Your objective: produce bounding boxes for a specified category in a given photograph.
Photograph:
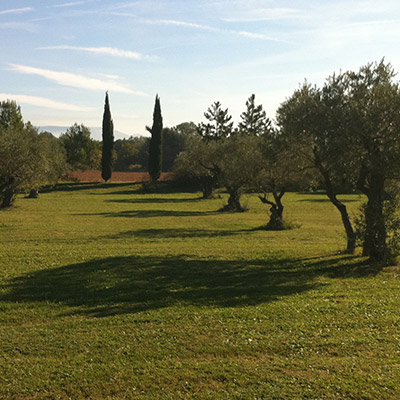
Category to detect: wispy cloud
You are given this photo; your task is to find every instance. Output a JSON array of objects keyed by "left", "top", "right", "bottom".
[
  {"left": 222, "top": 8, "right": 305, "bottom": 22},
  {"left": 106, "top": 11, "right": 137, "bottom": 18},
  {"left": 0, "top": 7, "right": 33, "bottom": 16},
  {"left": 150, "top": 19, "right": 290, "bottom": 43},
  {"left": 9, "top": 64, "right": 144, "bottom": 95},
  {"left": 237, "top": 31, "right": 275, "bottom": 40},
  {"left": 156, "top": 19, "right": 219, "bottom": 32},
  {"left": 47, "top": 1, "right": 93, "bottom": 8},
  {"left": 0, "top": 93, "right": 94, "bottom": 111},
  {"left": 39, "top": 45, "right": 157, "bottom": 61}
]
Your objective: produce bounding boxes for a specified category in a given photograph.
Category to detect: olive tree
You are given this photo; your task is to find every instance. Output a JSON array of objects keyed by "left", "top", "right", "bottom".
[
  {"left": 173, "top": 135, "right": 221, "bottom": 198},
  {"left": 218, "top": 135, "right": 261, "bottom": 212},
  {"left": 0, "top": 101, "right": 67, "bottom": 208},
  {"left": 277, "top": 79, "right": 358, "bottom": 252},
  {"left": 176, "top": 101, "right": 234, "bottom": 198},
  {"left": 277, "top": 60, "right": 400, "bottom": 263},
  {"left": 253, "top": 130, "right": 307, "bottom": 230},
  {"left": 348, "top": 61, "right": 400, "bottom": 263}
]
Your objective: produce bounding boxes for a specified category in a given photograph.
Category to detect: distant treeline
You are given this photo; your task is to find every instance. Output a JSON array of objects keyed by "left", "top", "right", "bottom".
[{"left": 41, "top": 121, "right": 198, "bottom": 173}]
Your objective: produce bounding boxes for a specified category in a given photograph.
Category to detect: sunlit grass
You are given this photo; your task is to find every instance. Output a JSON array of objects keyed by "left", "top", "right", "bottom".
[{"left": 0, "top": 183, "right": 399, "bottom": 399}]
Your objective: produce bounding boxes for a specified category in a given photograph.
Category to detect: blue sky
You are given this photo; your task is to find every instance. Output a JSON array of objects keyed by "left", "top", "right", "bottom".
[{"left": 1, "top": 0, "right": 400, "bottom": 136}]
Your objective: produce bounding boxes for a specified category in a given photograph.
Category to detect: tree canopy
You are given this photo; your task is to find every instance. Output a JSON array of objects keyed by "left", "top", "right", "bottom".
[
  {"left": 277, "top": 60, "right": 400, "bottom": 263},
  {"left": 0, "top": 100, "right": 67, "bottom": 208},
  {"left": 237, "top": 94, "right": 272, "bottom": 137},
  {"left": 60, "top": 123, "right": 100, "bottom": 171},
  {"left": 197, "top": 101, "right": 233, "bottom": 142}
]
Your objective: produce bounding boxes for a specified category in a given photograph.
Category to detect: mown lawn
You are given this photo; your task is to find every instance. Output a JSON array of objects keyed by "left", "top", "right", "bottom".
[{"left": 0, "top": 182, "right": 399, "bottom": 399}]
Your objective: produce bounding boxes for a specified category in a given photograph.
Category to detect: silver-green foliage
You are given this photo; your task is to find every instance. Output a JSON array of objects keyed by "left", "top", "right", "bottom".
[{"left": 0, "top": 101, "right": 67, "bottom": 208}]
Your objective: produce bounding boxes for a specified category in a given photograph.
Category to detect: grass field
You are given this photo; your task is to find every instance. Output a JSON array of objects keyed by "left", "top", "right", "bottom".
[{"left": 0, "top": 182, "right": 399, "bottom": 399}]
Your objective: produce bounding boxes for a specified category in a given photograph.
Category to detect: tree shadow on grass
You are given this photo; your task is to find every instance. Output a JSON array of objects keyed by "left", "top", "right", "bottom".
[
  {"left": 302, "top": 256, "right": 381, "bottom": 278},
  {"left": 297, "top": 198, "right": 358, "bottom": 203},
  {"left": 75, "top": 209, "right": 216, "bottom": 218},
  {"left": 104, "top": 228, "right": 242, "bottom": 240},
  {"left": 42, "top": 182, "right": 136, "bottom": 193},
  {"left": 101, "top": 181, "right": 198, "bottom": 196},
  {"left": 1, "top": 254, "right": 373, "bottom": 318},
  {"left": 105, "top": 197, "right": 203, "bottom": 204}
]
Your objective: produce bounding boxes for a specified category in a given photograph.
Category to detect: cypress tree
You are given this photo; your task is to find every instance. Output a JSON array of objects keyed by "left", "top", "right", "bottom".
[
  {"left": 147, "top": 95, "right": 163, "bottom": 182},
  {"left": 101, "top": 92, "right": 114, "bottom": 182}
]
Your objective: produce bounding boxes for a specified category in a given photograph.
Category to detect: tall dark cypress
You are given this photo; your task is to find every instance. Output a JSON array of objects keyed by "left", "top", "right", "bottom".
[
  {"left": 147, "top": 95, "right": 163, "bottom": 182},
  {"left": 101, "top": 92, "right": 114, "bottom": 182}
]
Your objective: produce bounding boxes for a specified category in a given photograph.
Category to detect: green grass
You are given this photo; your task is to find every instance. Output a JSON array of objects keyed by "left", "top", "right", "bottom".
[{"left": 0, "top": 183, "right": 399, "bottom": 399}]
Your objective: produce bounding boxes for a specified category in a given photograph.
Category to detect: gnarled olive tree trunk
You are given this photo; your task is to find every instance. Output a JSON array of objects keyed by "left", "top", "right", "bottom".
[
  {"left": 221, "top": 186, "right": 244, "bottom": 212},
  {"left": 259, "top": 190, "right": 285, "bottom": 230},
  {"left": 361, "top": 171, "right": 387, "bottom": 262},
  {"left": 315, "top": 153, "right": 356, "bottom": 254},
  {"left": 0, "top": 177, "right": 17, "bottom": 208}
]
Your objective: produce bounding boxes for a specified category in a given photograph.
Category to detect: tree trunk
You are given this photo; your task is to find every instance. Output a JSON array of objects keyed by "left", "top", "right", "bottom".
[
  {"left": 266, "top": 204, "right": 284, "bottom": 230},
  {"left": 274, "top": 191, "right": 284, "bottom": 221},
  {"left": 221, "top": 187, "right": 244, "bottom": 212},
  {"left": 1, "top": 177, "right": 17, "bottom": 208},
  {"left": 228, "top": 188, "right": 243, "bottom": 211},
  {"left": 198, "top": 163, "right": 220, "bottom": 199},
  {"left": 362, "top": 171, "right": 387, "bottom": 262},
  {"left": 28, "top": 188, "right": 39, "bottom": 198},
  {"left": 316, "top": 157, "right": 356, "bottom": 254},
  {"left": 329, "top": 195, "right": 356, "bottom": 254},
  {"left": 200, "top": 178, "right": 214, "bottom": 199},
  {"left": 259, "top": 190, "right": 286, "bottom": 230},
  {"left": 1, "top": 187, "right": 16, "bottom": 208}
]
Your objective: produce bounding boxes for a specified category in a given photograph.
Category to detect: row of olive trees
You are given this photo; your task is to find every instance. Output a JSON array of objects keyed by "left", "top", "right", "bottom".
[
  {"left": 174, "top": 60, "right": 400, "bottom": 265},
  {"left": 278, "top": 60, "right": 400, "bottom": 264},
  {"left": 174, "top": 95, "right": 303, "bottom": 226},
  {"left": 0, "top": 101, "right": 67, "bottom": 208}
]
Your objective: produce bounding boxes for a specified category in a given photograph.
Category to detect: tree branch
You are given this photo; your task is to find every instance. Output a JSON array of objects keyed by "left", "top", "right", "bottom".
[{"left": 258, "top": 194, "right": 276, "bottom": 207}]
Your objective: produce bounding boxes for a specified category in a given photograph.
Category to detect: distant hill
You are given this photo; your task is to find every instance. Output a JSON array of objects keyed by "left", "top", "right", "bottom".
[{"left": 38, "top": 126, "right": 142, "bottom": 141}]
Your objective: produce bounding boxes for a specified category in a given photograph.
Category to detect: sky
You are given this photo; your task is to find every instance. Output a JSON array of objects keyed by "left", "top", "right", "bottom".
[{"left": 1, "top": 0, "right": 400, "bottom": 137}]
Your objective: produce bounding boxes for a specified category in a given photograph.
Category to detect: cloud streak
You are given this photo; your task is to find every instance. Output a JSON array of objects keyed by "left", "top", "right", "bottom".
[
  {"left": 9, "top": 64, "right": 144, "bottom": 95},
  {"left": 156, "top": 19, "right": 219, "bottom": 32},
  {"left": 47, "top": 1, "right": 94, "bottom": 8},
  {"left": 0, "top": 7, "right": 33, "bottom": 16},
  {"left": 39, "top": 45, "right": 157, "bottom": 61},
  {"left": 222, "top": 7, "right": 305, "bottom": 22},
  {"left": 0, "top": 93, "right": 94, "bottom": 111},
  {"left": 152, "top": 19, "right": 290, "bottom": 43}
]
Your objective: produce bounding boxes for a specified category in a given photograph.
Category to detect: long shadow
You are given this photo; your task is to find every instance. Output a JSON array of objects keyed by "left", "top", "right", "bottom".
[
  {"left": 42, "top": 182, "right": 136, "bottom": 193},
  {"left": 104, "top": 226, "right": 287, "bottom": 240},
  {"left": 75, "top": 209, "right": 215, "bottom": 218},
  {"left": 0, "top": 254, "right": 372, "bottom": 317},
  {"left": 105, "top": 197, "right": 202, "bottom": 204},
  {"left": 302, "top": 256, "right": 380, "bottom": 278},
  {"left": 105, "top": 228, "right": 242, "bottom": 240},
  {"left": 297, "top": 198, "right": 358, "bottom": 203},
  {"left": 101, "top": 182, "right": 198, "bottom": 196}
]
